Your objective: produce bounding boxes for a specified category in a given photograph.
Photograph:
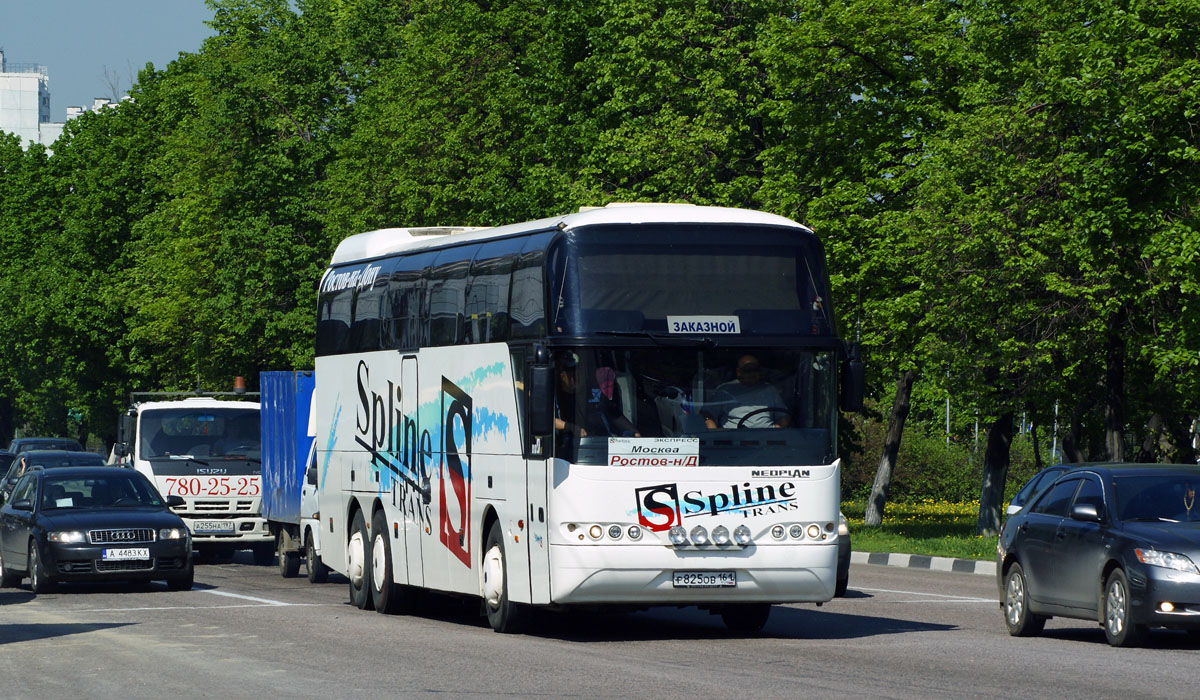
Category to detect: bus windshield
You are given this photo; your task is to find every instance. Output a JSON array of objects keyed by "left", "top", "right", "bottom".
[
  {"left": 139, "top": 407, "right": 261, "bottom": 461},
  {"left": 553, "top": 346, "right": 837, "bottom": 466}
]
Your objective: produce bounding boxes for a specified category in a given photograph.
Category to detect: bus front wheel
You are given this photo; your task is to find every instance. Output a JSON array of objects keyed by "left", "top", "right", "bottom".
[
  {"left": 720, "top": 603, "right": 771, "bottom": 633},
  {"left": 482, "top": 522, "right": 527, "bottom": 633}
]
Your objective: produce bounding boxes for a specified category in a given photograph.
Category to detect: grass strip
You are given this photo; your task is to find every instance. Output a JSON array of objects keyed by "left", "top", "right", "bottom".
[{"left": 842, "top": 500, "right": 999, "bottom": 561}]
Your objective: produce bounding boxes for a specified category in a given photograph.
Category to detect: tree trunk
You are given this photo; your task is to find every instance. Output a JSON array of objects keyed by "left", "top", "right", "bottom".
[
  {"left": 1062, "top": 402, "right": 1087, "bottom": 463},
  {"left": 864, "top": 369, "right": 915, "bottom": 527},
  {"left": 1136, "top": 413, "right": 1165, "bottom": 463},
  {"left": 1031, "top": 418, "right": 1043, "bottom": 471},
  {"left": 1104, "top": 323, "right": 1125, "bottom": 461},
  {"left": 976, "top": 412, "right": 1014, "bottom": 536}
]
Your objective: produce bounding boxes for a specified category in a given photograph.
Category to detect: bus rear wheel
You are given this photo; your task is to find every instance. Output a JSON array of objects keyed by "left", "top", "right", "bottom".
[
  {"left": 347, "top": 510, "right": 374, "bottom": 610},
  {"left": 482, "top": 522, "right": 527, "bottom": 633},
  {"left": 720, "top": 603, "right": 771, "bottom": 633},
  {"left": 371, "top": 510, "right": 412, "bottom": 614}
]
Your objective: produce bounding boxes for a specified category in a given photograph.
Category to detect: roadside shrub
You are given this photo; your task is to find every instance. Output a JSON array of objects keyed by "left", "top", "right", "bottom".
[{"left": 841, "top": 403, "right": 1049, "bottom": 504}]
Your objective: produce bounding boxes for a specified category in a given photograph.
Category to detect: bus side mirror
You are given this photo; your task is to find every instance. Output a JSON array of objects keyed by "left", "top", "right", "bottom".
[
  {"left": 840, "top": 349, "right": 864, "bottom": 413},
  {"left": 529, "top": 365, "right": 555, "bottom": 437}
]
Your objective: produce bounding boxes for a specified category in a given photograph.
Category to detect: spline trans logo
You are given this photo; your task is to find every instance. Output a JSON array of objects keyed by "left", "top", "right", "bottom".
[{"left": 634, "top": 480, "right": 799, "bottom": 532}]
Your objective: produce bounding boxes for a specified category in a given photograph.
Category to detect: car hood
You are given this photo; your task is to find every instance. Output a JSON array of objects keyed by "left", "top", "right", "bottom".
[
  {"left": 40, "top": 508, "right": 186, "bottom": 531},
  {"left": 1122, "top": 521, "right": 1200, "bottom": 553}
]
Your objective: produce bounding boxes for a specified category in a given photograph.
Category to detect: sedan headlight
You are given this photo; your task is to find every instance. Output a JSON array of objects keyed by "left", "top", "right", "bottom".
[
  {"left": 1135, "top": 548, "right": 1200, "bottom": 574},
  {"left": 48, "top": 531, "right": 86, "bottom": 543},
  {"left": 160, "top": 528, "right": 188, "bottom": 541}
]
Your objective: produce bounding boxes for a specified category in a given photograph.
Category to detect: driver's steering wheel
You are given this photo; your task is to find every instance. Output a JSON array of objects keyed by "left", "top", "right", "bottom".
[{"left": 735, "top": 407, "right": 790, "bottom": 429}]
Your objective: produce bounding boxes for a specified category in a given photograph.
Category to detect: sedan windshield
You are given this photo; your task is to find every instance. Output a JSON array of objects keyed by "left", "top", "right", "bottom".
[
  {"left": 553, "top": 346, "right": 837, "bottom": 466},
  {"left": 1114, "top": 474, "right": 1200, "bottom": 522},
  {"left": 41, "top": 475, "right": 164, "bottom": 510}
]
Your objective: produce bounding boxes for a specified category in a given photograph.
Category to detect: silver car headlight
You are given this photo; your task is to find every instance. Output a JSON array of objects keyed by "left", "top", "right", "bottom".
[
  {"left": 48, "top": 530, "right": 86, "bottom": 543},
  {"left": 1135, "top": 548, "right": 1200, "bottom": 574}
]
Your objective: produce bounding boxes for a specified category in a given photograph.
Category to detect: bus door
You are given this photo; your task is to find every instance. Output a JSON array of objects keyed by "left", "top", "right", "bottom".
[
  {"left": 526, "top": 453, "right": 551, "bottom": 604},
  {"left": 401, "top": 355, "right": 424, "bottom": 587}
]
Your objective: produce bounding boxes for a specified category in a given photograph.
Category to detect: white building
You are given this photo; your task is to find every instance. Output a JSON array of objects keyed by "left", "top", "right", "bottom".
[{"left": 0, "top": 48, "right": 65, "bottom": 148}]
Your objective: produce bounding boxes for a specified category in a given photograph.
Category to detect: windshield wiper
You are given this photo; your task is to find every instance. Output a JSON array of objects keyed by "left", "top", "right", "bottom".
[{"left": 593, "top": 330, "right": 717, "bottom": 347}]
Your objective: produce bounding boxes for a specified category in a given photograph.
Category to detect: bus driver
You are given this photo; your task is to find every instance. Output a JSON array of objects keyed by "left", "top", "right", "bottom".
[{"left": 703, "top": 354, "right": 791, "bottom": 429}]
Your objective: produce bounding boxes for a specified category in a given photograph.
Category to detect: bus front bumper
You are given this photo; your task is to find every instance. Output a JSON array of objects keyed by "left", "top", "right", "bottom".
[{"left": 548, "top": 542, "right": 837, "bottom": 605}]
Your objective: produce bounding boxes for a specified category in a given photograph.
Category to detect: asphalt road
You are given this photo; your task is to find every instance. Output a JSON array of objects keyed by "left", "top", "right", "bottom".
[{"left": 2, "top": 557, "right": 1198, "bottom": 699}]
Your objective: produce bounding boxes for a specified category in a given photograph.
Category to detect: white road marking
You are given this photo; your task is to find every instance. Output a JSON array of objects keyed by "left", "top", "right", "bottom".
[
  {"left": 855, "top": 586, "right": 996, "bottom": 603},
  {"left": 199, "top": 590, "right": 294, "bottom": 605},
  {"left": 61, "top": 603, "right": 331, "bottom": 613}
]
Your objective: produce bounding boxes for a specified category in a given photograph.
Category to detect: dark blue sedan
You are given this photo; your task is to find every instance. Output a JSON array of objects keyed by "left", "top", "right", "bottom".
[
  {"left": 998, "top": 464, "right": 1200, "bottom": 646},
  {"left": 0, "top": 466, "right": 193, "bottom": 593}
]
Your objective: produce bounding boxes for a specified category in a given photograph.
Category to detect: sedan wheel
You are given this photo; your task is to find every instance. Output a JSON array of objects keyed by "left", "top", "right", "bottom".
[
  {"left": 1003, "top": 563, "right": 1045, "bottom": 637},
  {"left": 1103, "top": 569, "right": 1146, "bottom": 647},
  {"left": 28, "top": 541, "right": 55, "bottom": 594}
]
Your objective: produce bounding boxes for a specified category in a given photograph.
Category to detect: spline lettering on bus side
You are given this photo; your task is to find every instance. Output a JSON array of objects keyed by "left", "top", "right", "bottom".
[{"left": 634, "top": 481, "right": 798, "bottom": 531}]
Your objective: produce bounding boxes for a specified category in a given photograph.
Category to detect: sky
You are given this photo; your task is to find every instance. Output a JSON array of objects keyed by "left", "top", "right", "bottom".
[{"left": 1, "top": 0, "right": 214, "bottom": 120}]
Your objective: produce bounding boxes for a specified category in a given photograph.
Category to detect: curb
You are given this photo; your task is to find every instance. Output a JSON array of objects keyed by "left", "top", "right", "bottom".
[{"left": 851, "top": 551, "right": 997, "bottom": 577}]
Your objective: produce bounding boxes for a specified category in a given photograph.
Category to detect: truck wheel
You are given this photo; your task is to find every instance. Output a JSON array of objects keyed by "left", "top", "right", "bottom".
[
  {"left": 370, "top": 510, "right": 412, "bottom": 614},
  {"left": 482, "top": 522, "right": 527, "bottom": 633},
  {"left": 347, "top": 510, "right": 374, "bottom": 610},
  {"left": 305, "top": 535, "right": 328, "bottom": 584},
  {"left": 277, "top": 532, "right": 300, "bottom": 578},
  {"left": 252, "top": 543, "right": 275, "bottom": 566}
]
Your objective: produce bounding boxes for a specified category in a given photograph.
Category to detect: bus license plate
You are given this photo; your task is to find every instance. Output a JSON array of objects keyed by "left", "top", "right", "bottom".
[
  {"left": 103, "top": 548, "right": 149, "bottom": 561},
  {"left": 192, "top": 520, "right": 235, "bottom": 534},
  {"left": 673, "top": 571, "right": 736, "bottom": 588}
]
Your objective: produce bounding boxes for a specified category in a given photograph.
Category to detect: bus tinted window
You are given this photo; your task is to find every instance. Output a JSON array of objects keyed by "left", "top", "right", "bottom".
[
  {"left": 316, "top": 283, "right": 352, "bottom": 355},
  {"left": 386, "top": 252, "right": 433, "bottom": 350},
  {"left": 556, "top": 224, "right": 832, "bottom": 338},
  {"left": 511, "top": 238, "right": 547, "bottom": 340},
  {"left": 465, "top": 240, "right": 518, "bottom": 344},
  {"left": 350, "top": 258, "right": 394, "bottom": 352},
  {"left": 429, "top": 250, "right": 471, "bottom": 346}
]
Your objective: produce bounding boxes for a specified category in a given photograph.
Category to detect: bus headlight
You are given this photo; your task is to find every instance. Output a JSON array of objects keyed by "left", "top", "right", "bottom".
[
  {"left": 588, "top": 525, "right": 603, "bottom": 540},
  {"left": 607, "top": 525, "right": 623, "bottom": 540},
  {"left": 807, "top": 524, "right": 822, "bottom": 539},
  {"left": 733, "top": 525, "right": 752, "bottom": 545},
  {"left": 689, "top": 525, "right": 710, "bottom": 546},
  {"left": 627, "top": 525, "right": 643, "bottom": 540},
  {"left": 789, "top": 524, "right": 804, "bottom": 539},
  {"left": 668, "top": 526, "right": 688, "bottom": 546},
  {"left": 771, "top": 525, "right": 786, "bottom": 540},
  {"left": 711, "top": 525, "right": 731, "bottom": 546}
]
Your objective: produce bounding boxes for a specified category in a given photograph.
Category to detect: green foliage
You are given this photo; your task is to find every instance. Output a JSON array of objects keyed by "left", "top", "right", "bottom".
[{"left": 0, "top": 0, "right": 1197, "bottom": 476}]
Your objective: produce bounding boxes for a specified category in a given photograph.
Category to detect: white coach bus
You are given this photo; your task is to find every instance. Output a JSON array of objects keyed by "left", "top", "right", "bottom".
[{"left": 314, "top": 203, "right": 863, "bottom": 632}]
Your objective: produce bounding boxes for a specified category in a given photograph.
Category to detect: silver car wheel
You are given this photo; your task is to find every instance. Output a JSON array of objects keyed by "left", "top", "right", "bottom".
[
  {"left": 1005, "top": 571, "right": 1025, "bottom": 627},
  {"left": 1106, "top": 577, "right": 1127, "bottom": 638}
]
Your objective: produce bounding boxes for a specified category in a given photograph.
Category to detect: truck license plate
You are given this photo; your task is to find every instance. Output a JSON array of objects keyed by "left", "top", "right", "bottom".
[
  {"left": 673, "top": 571, "right": 736, "bottom": 588},
  {"left": 192, "top": 520, "right": 235, "bottom": 534}
]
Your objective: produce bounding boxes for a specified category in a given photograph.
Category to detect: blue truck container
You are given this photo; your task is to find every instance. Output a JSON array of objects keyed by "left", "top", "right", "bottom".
[
  {"left": 261, "top": 371, "right": 315, "bottom": 523},
  {"left": 260, "top": 370, "right": 325, "bottom": 580}
]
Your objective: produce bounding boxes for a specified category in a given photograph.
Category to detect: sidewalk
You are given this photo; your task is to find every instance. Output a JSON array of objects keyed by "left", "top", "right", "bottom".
[{"left": 851, "top": 550, "right": 997, "bottom": 577}]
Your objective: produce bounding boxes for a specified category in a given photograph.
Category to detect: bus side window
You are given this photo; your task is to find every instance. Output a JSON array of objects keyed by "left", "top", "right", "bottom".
[
  {"left": 429, "top": 250, "right": 470, "bottom": 346},
  {"left": 386, "top": 253, "right": 432, "bottom": 350},
  {"left": 510, "top": 237, "right": 548, "bottom": 340},
  {"left": 316, "top": 283, "right": 352, "bottom": 356},
  {"left": 465, "top": 240, "right": 516, "bottom": 344}
]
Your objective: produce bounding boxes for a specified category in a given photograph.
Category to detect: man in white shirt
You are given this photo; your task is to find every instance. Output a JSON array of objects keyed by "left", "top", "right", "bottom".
[{"left": 704, "top": 355, "right": 791, "bottom": 429}]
